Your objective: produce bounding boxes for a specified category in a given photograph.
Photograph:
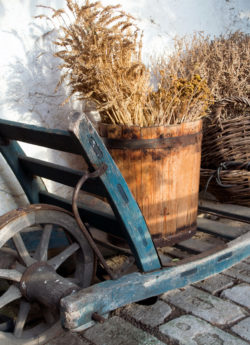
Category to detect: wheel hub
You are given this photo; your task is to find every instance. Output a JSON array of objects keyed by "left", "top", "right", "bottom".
[{"left": 19, "top": 261, "right": 80, "bottom": 310}]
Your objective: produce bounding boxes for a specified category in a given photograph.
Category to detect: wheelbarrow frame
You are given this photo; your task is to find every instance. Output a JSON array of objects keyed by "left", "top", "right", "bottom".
[{"left": 0, "top": 112, "right": 250, "bottom": 332}]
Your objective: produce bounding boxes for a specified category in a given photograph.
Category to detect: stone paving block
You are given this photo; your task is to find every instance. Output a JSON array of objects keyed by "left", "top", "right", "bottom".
[
  {"left": 123, "top": 300, "right": 172, "bottom": 327},
  {"left": 223, "top": 262, "right": 250, "bottom": 283},
  {"left": 231, "top": 317, "right": 250, "bottom": 342},
  {"left": 244, "top": 256, "right": 250, "bottom": 264},
  {"left": 84, "top": 316, "right": 165, "bottom": 345},
  {"left": 194, "top": 274, "right": 235, "bottom": 294},
  {"left": 159, "top": 315, "right": 249, "bottom": 345},
  {"left": 221, "top": 284, "right": 250, "bottom": 309},
  {"left": 161, "top": 286, "right": 246, "bottom": 325},
  {"left": 45, "top": 331, "right": 90, "bottom": 345}
]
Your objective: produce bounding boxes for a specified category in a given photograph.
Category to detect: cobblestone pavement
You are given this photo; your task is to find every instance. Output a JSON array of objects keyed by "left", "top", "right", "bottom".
[{"left": 46, "top": 256, "right": 250, "bottom": 345}]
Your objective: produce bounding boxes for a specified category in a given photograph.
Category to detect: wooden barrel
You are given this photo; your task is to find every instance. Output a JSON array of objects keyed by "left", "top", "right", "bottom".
[{"left": 99, "top": 120, "right": 202, "bottom": 246}]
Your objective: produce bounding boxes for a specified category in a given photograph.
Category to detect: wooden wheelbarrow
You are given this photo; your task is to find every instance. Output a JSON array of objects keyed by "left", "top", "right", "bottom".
[{"left": 0, "top": 113, "right": 249, "bottom": 344}]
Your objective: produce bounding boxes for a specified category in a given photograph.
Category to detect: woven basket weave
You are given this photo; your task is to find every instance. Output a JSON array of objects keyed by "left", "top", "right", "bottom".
[{"left": 200, "top": 96, "right": 250, "bottom": 206}]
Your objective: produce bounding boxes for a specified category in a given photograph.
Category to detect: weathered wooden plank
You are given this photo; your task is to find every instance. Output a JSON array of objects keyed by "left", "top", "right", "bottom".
[
  {"left": 69, "top": 113, "right": 161, "bottom": 272},
  {"left": 61, "top": 231, "right": 250, "bottom": 331},
  {"left": 176, "top": 237, "right": 217, "bottom": 253},
  {"left": 0, "top": 118, "right": 81, "bottom": 154},
  {"left": 197, "top": 217, "right": 249, "bottom": 240},
  {"left": 199, "top": 199, "right": 250, "bottom": 224},
  {"left": 39, "top": 191, "right": 123, "bottom": 238},
  {"left": 19, "top": 156, "right": 107, "bottom": 197},
  {"left": 160, "top": 246, "right": 190, "bottom": 259},
  {"left": 0, "top": 141, "right": 46, "bottom": 203}
]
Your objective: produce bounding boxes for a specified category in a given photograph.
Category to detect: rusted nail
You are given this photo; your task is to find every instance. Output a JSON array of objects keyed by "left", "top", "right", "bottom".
[{"left": 92, "top": 312, "right": 105, "bottom": 324}]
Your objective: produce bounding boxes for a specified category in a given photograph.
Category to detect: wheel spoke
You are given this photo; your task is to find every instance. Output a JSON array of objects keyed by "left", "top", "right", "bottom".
[
  {"left": 13, "top": 233, "right": 36, "bottom": 267},
  {"left": 21, "top": 323, "right": 48, "bottom": 338},
  {"left": 33, "top": 224, "right": 52, "bottom": 261},
  {"left": 14, "top": 300, "right": 31, "bottom": 338},
  {"left": 48, "top": 243, "right": 80, "bottom": 270},
  {"left": 0, "top": 248, "right": 18, "bottom": 269},
  {"left": 0, "top": 269, "right": 22, "bottom": 282},
  {"left": 0, "top": 248, "right": 26, "bottom": 273},
  {"left": 13, "top": 262, "right": 26, "bottom": 274},
  {"left": 0, "top": 285, "right": 21, "bottom": 308}
]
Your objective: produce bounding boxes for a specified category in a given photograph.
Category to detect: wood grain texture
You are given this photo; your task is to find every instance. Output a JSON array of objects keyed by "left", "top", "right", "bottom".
[
  {"left": 99, "top": 120, "right": 202, "bottom": 241},
  {"left": 197, "top": 217, "right": 249, "bottom": 240}
]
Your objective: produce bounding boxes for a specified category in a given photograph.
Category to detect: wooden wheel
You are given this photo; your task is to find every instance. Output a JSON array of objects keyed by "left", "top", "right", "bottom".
[{"left": 0, "top": 204, "right": 95, "bottom": 345}]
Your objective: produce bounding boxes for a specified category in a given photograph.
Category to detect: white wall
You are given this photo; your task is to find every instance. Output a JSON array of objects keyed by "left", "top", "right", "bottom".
[{"left": 0, "top": 0, "right": 249, "bottom": 215}]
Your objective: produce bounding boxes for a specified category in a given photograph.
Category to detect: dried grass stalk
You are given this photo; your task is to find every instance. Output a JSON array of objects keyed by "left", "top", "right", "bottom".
[
  {"left": 147, "top": 72, "right": 213, "bottom": 126},
  {"left": 164, "top": 32, "right": 250, "bottom": 120}
]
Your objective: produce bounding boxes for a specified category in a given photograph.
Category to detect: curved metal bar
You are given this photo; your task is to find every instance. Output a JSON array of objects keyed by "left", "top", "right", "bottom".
[{"left": 72, "top": 165, "right": 117, "bottom": 280}]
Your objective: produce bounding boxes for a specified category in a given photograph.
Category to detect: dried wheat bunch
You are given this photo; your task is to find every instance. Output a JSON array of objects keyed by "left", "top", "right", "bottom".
[{"left": 37, "top": 0, "right": 152, "bottom": 126}]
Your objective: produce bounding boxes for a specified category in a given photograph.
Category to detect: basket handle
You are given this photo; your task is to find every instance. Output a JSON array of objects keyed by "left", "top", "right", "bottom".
[{"left": 204, "top": 160, "right": 250, "bottom": 194}]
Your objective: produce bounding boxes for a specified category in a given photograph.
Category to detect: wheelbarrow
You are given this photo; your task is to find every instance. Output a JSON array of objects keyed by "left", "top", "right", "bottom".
[{"left": 0, "top": 112, "right": 249, "bottom": 344}]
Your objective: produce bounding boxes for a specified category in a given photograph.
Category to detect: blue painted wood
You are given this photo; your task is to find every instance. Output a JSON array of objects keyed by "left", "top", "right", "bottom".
[
  {"left": 19, "top": 156, "right": 107, "bottom": 198},
  {"left": 69, "top": 113, "right": 161, "bottom": 272},
  {"left": 0, "top": 118, "right": 81, "bottom": 154},
  {"left": 61, "top": 231, "right": 250, "bottom": 330},
  {"left": 0, "top": 141, "right": 46, "bottom": 203}
]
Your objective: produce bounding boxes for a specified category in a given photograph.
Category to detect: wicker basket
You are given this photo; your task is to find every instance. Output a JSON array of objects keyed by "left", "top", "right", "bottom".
[{"left": 200, "top": 96, "right": 250, "bottom": 206}]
